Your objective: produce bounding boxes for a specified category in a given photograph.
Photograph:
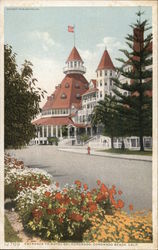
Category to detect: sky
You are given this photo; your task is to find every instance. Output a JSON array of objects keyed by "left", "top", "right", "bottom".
[{"left": 4, "top": 6, "right": 152, "bottom": 106}]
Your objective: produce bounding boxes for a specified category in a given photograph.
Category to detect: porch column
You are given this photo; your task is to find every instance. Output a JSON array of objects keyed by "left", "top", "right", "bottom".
[
  {"left": 85, "top": 127, "right": 87, "bottom": 135},
  {"left": 38, "top": 129, "right": 40, "bottom": 144},
  {"left": 42, "top": 126, "right": 44, "bottom": 138},
  {"left": 42, "top": 125, "right": 45, "bottom": 144},
  {"left": 56, "top": 125, "right": 58, "bottom": 138},
  {"left": 60, "top": 126, "right": 63, "bottom": 138},
  {"left": 51, "top": 125, "right": 54, "bottom": 137},
  {"left": 46, "top": 126, "right": 49, "bottom": 137},
  {"left": 90, "top": 127, "right": 93, "bottom": 137},
  {"left": 68, "top": 127, "right": 70, "bottom": 138},
  {"left": 74, "top": 127, "right": 77, "bottom": 138}
]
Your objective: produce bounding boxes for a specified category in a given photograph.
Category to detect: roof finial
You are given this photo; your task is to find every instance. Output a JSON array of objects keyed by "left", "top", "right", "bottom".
[{"left": 105, "top": 45, "right": 107, "bottom": 51}]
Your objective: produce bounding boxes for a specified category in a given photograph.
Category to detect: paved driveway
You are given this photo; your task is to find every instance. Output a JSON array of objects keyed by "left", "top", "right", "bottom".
[{"left": 7, "top": 145, "right": 152, "bottom": 212}]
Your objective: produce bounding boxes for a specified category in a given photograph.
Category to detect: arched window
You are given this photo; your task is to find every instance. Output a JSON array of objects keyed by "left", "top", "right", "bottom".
[
  {"left": 65, "top": 82, "right": 69, "bottom": 88},
  {"left": 76, "top": 93, "right": 81, "bottom": 99},
  {"left": 61, "top": 93, "right": 67, "bottom": 99},
  {"left": 75, "top": 82, "right": 80, "bottom": 89}
]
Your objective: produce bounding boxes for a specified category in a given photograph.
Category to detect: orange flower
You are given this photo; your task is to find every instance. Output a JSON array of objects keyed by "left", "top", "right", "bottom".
[
  {"left": 55, "top": 192, "right": 62, "bottom": 200},
  {"left": 45, "top": 191, "right": 51, "bottom": 197},
  {"left": 97, "top": 180, "right": 101, "bottom": 186},
  {"left": 129, "top": 204, "right": 134, "bottom": 211},
  {"left": 86, "top": 191, "right": 92, "bottom": 200},
  {"left": 118, "top": 190, "right": 122, "bottom": 195},
  {"left": 83, "top": 184, "right": 88, "bottom": 191}
]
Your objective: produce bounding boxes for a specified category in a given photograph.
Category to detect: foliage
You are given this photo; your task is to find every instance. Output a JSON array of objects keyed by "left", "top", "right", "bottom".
[
  {"left": 5, "top": 154, "right": 52, "bottom": 200},
  {"left": 5, "top": 215, "right": 22, "bottom": 242},
  {"left": 47, "top": 137, "right": 59, "bottom": 145},
  {"left": 5, "top": 45, "right": 47, "bottom": 149},
  {"left": 80, "top": 134, "right": 90, "bottom": 143},
  {"left": 4, "top": 154, "right": 152, "bottom": 243},
  {"left": 83, "top": 210, "right": 152, "bottom": 243},
  {"left": 92, "top": 95, "right": 126, "bottom": 148},
  {"left": 111, "top": 11, "right": 152, "bottom": 151}
]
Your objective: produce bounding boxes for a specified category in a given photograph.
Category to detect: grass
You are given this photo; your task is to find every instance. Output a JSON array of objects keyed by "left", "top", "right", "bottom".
[
  {"left": 99, "top": 148, "right": 152, "bottom": 156},
  {"left": 5, "top": 215, "right": 21, "bottom": 242}
]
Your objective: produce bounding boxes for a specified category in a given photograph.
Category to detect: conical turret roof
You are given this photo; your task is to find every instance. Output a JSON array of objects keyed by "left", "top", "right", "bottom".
[
  {"left": 96, "top": 49, "right": 115, "bottom": 71},
  {"left": 66, "top": 46, "right": 83, "bottom": 63}
]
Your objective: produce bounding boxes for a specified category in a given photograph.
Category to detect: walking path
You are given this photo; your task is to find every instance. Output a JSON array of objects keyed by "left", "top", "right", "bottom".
[{"left": 58, "top": 146, "right": 152, "bottom": 162}]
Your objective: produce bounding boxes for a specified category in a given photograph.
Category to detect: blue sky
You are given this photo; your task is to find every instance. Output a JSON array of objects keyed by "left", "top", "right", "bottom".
[{"left": 4, "top": 6, "right": 152, "bottom": 106}]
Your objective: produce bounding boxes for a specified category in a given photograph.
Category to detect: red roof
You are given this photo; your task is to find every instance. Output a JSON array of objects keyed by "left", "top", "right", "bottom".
[
  {"left": 91, "top": 79, "right": 97, "bottom": 88},
  {"left": 42, "top": 74, "right": 88, "bottom": 110},
  {"left": 66, "top": 47, "right": 83, "bottom": 63},
  {"left": 32, "top": 117, "right": 74, "bottom": 126},
  {"left": 82, "top": 88, "right": 98, "bottom": 96},
  {"left": 96, "top": 49, "right": 115, "bottom": 71}
]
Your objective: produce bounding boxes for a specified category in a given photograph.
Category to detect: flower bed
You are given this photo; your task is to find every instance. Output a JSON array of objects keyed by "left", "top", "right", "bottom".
[{"left": 4, "top": 154, "right": 152, "bottom": 243}]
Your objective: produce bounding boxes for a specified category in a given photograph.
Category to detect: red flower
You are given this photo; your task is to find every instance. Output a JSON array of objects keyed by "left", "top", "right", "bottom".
[
  {"left": 118, "top": 190, "right": 122, "bottom": 195},
  {"left": 55, "top": 192, "right": 62, "bottom": 200},
  {"left": 69, "top": 213, "right": 83, "bottom": 222},
  {"left": 96, "top": 192, "right": 104, "bottom": 202},
  {"left": 74, "top": 180, "right": 81, "bottom": 188},
  {"left": 54, "top": 208, "right": 66, "bottom": 214},
  {"left": 40, "top": 202, "right": 48, "bottom": 208},
  {"left": 56, "top": 182, "right": 59, "bottom": 187},
  {"left": 32, "top": 209, "right": 43, "bottom": 219},
  {"left": 59, "top": 217, "right": 63, "bottom": 224},
  {"left": 97, "top": 180, "right": 101, "bottom": 186},
  {"left": 71, "top": 198, "right": 78, "bottom": 205},
  {"left": 46, "top": 209, "right": 53, "bottom": 215},
  {"left": 45, "top": 191, "right": 51, "bottom": 197},
  {"left": 100, "top": 184, "right": 108, "bottom": 194},
  {"left": 115, "top": 199, "right": 124, "bottom": 209},
  {"left": 83, "top": 184, "right": 88, "bottom": 191},
  {"left": 81, "top": 193, "right": 85, "bottom": 200},
  {"left": 88, "top": 202, "right": 97, "bottom": 213},
  {"left": 129, "top": 204, "right": 134, "bottom": 211},
  {"left": 86, "top": 192, "right": 92, "bottom": 201}
]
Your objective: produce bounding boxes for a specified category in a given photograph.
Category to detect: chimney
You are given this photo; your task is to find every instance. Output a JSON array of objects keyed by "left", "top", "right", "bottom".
[{"left": 133, "top": 27, "right": 144, "bottom": 52}]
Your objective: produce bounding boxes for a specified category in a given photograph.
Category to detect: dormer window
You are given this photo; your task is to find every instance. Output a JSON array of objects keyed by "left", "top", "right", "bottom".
[
  {"left": 71, "top": 62, "right": 73, "bottom": 67},
  {"left": 65, "top": 82, "right": 69, "bottom": 88},
  {"left": 74, "top": 61, "right": 77, "bottom": 68},
  {"left": 100, "top": 70, "right": 102, "bottom": 77},
  {"left": 76, "top": 93, "right": 81, "bottom": 99},
  {"left": 61, "top": 93, "right": 67, "bottom": 99},
  {"left": 75, "top": 82, "right": 80, "bottom": 89}
]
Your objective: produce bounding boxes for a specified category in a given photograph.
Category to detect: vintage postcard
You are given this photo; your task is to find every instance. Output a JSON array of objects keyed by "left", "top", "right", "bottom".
[{"left": 0, "top": 0, "right": 157, "bottom": 249}]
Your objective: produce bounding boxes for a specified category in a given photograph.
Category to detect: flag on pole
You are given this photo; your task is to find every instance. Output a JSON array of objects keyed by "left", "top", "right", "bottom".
[{"left": 68, "top": 25, "right": 74, "bottom": 33}]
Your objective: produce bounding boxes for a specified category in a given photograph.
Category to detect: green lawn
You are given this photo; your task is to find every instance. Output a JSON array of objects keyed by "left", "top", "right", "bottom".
[
  {"left": 99, "top": 148, "right": 152, "bottom": 156},
  {"left": 5, "top": 215, "right": 21, "bottom": 242}
]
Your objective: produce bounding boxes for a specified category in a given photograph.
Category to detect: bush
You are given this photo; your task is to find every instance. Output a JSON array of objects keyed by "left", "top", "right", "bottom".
[
  {"left": 83, "top": 210, "right": 152, "bottom": 243},
  {"left": 16, "top": 180, "right": 125, "bottom": 241},
  {"left": 48, "top": 137, "right": 59, "bottom": 145}
]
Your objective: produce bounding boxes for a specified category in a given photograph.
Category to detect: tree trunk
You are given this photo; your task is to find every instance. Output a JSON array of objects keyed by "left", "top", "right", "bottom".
[
  {"left": 140, "top": 135, "right": 144, "bottom": 151},
  {"left": 111, "top": 136, "right": 114, "bottom": 149}
]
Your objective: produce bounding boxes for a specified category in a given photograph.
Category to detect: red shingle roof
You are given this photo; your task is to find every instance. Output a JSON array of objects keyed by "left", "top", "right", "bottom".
[
  {"left": 42, "top": 74, "right": 88, "bottom": 110},
  {"left": 96, "top": 49, "right": 115, "bottom": 71},
  {"left": 66, "top": 47, "right": 83, "bottom": 63},
  {"left": 82, "top": 88, "right": 98, "bottom": 96},
  {"left": 32, "top": 117, "right": 74, "bottom": 126}
]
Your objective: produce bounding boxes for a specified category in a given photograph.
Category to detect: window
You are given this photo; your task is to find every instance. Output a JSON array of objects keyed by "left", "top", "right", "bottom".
[
  {"left": 74, "top": 61, "right": 77, "bottom": 68},
  {"left": 65, "top": 82, "right": 69, "bottom": 88},
  {"left": 110, "top": 80, "right": 113, "bottom": 86},
  {"left": 100, "top": 80, "right": 102, "bottom": 86},
  {"left": 71, "top": 62, "right": 73, "bottom": 67},
  {"left": 100, "top": 91, "right": 102, "bottom": 98},
  {"left": 105, "top": 70, "right": 107, "bottom": 76},
  {"left": 61, "top": 93, "right": 67, "bottom": 99},
  {"left": 110, "top": 70, "right": 112, "bottom": 76},
  {"left": 75, "top": 82, "right": 80, "bottom": 89},
  {"left": 76, "top": 93, "right": 81, "bottom": 99},
  {"left": 100, "top": 70, "right": 102, "bottom": 77},
  {"left": 97, "top": 72, "right": 98, "bottom": 77},
  {"left": 104, "top": 82, "right": 107, "bottom": 86},
  {"left": 87, "top": 104, "right": 89, "bottom": 109}
]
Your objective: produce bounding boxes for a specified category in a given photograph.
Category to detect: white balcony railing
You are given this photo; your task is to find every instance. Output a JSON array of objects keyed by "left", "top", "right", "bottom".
[{"left": 63, "top": 65, "right": 86, "bottom": 74}]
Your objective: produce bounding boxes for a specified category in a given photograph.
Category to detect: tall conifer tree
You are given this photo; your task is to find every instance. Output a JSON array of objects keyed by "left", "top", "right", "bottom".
[{"left": 112, "top": 11, "right": 152, "bottom": 151}]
